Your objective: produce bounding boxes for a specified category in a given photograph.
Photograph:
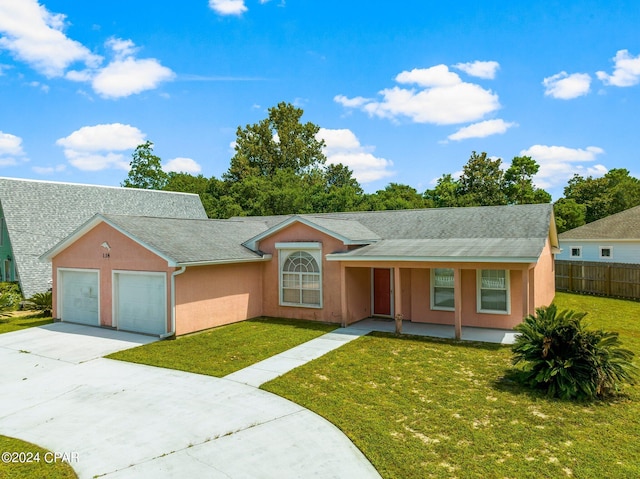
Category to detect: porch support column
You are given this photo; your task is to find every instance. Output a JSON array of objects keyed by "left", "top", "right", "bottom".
[
  {"left": 454, "top": 268, "right": 462, "bottom": 340},
  {"left": 393, "top": 266, "right": 402, "bottom": 319},
  {"left": 521, "top": 268, "right": 530, "bottom": 319},
  {"left": 340, "top": 263, "right": 348, "bottom": 327}
]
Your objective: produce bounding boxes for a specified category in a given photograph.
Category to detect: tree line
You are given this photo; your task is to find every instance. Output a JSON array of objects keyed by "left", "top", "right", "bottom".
[{"left": 122, "top": 102, "right": 640, "bottom": 232}]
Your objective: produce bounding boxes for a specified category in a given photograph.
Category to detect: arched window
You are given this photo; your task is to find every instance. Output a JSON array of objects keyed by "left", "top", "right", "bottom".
[{"left": 281, "top": 250, "right": 321, "bottom": 306}]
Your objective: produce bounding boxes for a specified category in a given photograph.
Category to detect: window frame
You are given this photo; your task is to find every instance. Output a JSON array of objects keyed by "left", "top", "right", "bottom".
[
  {"left": 476, "top": 269, "right": 510, "bottom": 315},
  {"left": 430, "top": 268, "right": 455, "bottom": 311},
  {"left": 277, "top": 243, "right": 323, "bottom": 309},
  {"left": 599, "top": 246, "right": 613, "bottom": 260},
  {"left": 569, "top": 245, "right": 582, "bottom": 259},
  {"left": 0, "top": 217, "right": 4, "bottom": 246}
]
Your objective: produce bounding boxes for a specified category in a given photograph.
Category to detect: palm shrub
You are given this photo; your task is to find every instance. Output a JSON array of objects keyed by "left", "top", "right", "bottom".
[
  {"left": 25, "top": 291, "right": 53, "bottom": 317},
  {"left": 511, "top": 304, "right": 636, "bottom": 400}
]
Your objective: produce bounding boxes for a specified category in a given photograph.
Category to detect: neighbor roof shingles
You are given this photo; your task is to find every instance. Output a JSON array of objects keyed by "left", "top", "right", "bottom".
[
  {"left": 558, "top": 205, "right": 640, "bottom": 240},
  {"left": 0, "top": 177, "right": 207, "bottom": 297}
]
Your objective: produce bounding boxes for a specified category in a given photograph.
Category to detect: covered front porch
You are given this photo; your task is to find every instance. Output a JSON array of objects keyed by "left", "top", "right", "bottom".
[
  {"left": 333, "top": 260, "right": 538, "bottom": 339},
  {"left": 347, "top": 317, "right": 519, "bottom": 345}
]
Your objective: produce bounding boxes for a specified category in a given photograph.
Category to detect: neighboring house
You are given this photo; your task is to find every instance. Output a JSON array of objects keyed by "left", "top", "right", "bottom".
[
  {"left": 0, "top": 177, "right": 207, "bottom": 298},
  {"left": 557, "top": 205, "right": 640, "bottom": 264},
  {"left": 43, "top": 204, "right": 559, "bottom": 338}
]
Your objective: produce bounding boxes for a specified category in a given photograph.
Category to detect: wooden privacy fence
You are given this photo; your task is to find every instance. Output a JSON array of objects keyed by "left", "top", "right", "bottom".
[{"left": 555, "top": 260, "right": 640, "bottom": 300}]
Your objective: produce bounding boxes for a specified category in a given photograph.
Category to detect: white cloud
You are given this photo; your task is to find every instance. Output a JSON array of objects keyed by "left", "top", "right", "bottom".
[
  {"left": 0, "top": 0, "right": 101, "bottom": 77},
  {"left": 66, "top": 37, "right": 175, "bottom": 99},
  {"left": 447, "top": 119, "right": 516, "bottom": 141},
  {"left": 32, "top": 164, "right": 66, "bottom": 175},
  {"left": 317, "top": 128, "right": 394, "bottom": 183},
  {"left": 520, "top": 145, "right": 606, "bottom": 189},
  {"left": 396, "top": 65, "right": 461, "bottom": 87},
  {"left": 596, "top": 49, "right": 640, "bottom": 87},
  {"left": 91, "top": 56, "right": 175, "bottom": 99},
  {"left": 0, "top": 130, "right": 27, "bottom": 166},
  {"left": 336, "top": 64, "right": 500, "bottom": 125},
  {"left": 334, "top": 95, "right": 371, "bottom": 108},
  {"left": 209, "top": 0, "right": 247, "bottom": 15},
  {"left": 164, "top": 157, "right": 202, "bottom": 174},
  {"left": 453, "top": 61, "right": 500, "bottom": 79},
  {"left": 0, "top": 2, "right": 173, "bottom": 98},
  {"left": 56, "top": 123, "right": 145, "bottom": 171},
  {"left": 543, "top": 72, "right": 591, "bottom": 99}
]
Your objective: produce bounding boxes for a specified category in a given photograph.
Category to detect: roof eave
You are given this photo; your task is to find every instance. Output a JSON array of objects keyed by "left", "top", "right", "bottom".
[
  {"left": 176, "top": 254, "right": 272, "bottom": 267},
  {"left": 325, "top": 254, "right": 540, "bottom": 264}
]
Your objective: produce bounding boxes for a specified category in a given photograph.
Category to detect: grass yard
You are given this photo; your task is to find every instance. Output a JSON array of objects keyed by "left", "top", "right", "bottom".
[
  {"left": 0, "top": 312, "right": 52, "bottom": 334},
  {"left": 262, "top": 292, "right": 640, "bottom": 479},
  {"left": 0, "top": 435, "right": 77, "bottom": 479},
  {"left": 107, "top": 317, "right": 338, "bottom": 376}
]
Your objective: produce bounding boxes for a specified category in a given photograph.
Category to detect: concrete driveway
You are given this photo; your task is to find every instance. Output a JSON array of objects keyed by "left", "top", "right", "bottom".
[{"left": 0, "top": 323, "right": 380, "bottom": 478}]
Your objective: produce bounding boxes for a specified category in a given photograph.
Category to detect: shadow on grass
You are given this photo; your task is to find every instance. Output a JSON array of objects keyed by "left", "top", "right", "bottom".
[
  {"left": 248, "top": 316, "right": 338, "bottom": 332},
  {"left": 492, "top": 368, "right": 634, "bottom": 405},
  {"left": 367, "top": 329, "right": 507, "bottom": 352}
]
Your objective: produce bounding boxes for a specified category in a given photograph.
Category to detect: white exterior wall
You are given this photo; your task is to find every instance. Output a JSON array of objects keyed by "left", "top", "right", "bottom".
[{"left": 557, "top": 240, "right": 640, "bottom": 264}]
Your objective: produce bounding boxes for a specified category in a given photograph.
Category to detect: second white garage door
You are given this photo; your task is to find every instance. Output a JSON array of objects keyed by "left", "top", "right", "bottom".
[{"left": 114, "top": 272, "right": 167, "bottom": 336}]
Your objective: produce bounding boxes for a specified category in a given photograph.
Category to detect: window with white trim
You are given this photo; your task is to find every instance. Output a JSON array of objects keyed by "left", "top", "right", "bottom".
[
  {"left": 570, "top": 246, "right": 582, "bottom": 258},
  {"left": 431, "top": 268, "right": 455, "bottom": 310},
  {"left": 599, "top": 246, "right": 613, "bottom": 259},
  {"left": 477, "top": 270, "right": 510, "bottom": 314},
  {"left": 279, "top": 248, "right": 322, "bottom": 307}
]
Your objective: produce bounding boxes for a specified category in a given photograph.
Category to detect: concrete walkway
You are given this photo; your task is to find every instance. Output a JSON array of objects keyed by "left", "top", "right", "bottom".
[
  {"left": 0, "top": 323, "right": 380, "bottom": 479},
  {"left": 225, "top": 319, "right": 517, "bottom": 388},
  {"left": 224, "top": 326, "right": 372, "bottom": 387}
]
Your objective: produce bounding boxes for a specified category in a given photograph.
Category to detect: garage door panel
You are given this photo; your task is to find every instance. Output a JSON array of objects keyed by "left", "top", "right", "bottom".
[
  {"left": 116, "top": 273, "right": 166, "bottom": 335},
  {"left": 60, "top": 270, "right": 99, "bottom": 326}
]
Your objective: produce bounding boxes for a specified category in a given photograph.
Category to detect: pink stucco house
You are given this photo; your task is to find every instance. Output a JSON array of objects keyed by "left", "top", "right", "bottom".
[{"left": 43, "top": 204, "right": 559, "bottom": 338}]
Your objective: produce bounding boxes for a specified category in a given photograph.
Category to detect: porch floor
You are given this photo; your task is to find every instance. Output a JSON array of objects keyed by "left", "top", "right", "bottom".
[{"left": 347, "top": 318, "right": 518, "bottom": 345}]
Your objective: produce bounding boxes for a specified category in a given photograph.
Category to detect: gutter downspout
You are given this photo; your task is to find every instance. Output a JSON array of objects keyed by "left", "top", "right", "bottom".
[{"left": 160, "top": 266, "right": 186, "bottom": 338}]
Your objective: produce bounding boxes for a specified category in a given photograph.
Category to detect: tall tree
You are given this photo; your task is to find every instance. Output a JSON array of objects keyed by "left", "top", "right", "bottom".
[
  {"left": 457, "top": 151, "right": 507, "bottom": 206},
  {"left": 553, "top": 198, "right": 587, "bottom": 233},
  {"left": 423, "top": 173, "right": 460, "bottom": 208},
  {"left": 503, "top": 156, "right": 551, "bottom": 205},
  {"left": 367, "top": 183, "right": 426, "bottom": 210},
  {"left": 121, "top": 141, "right": 168, "bottom": 190},
  {"left": 563, "top": 168, "right": 640, "bottom": 223},
  {"left": 224, "top": 102, "right": 326, "bottom": 183}
]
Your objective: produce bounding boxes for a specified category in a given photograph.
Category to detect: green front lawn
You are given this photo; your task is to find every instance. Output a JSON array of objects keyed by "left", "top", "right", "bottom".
[
  {"left": 0, "top": 312, "right": 52, "bottom": 334},
  {"left": 0, "top": 435, "right": 77, "bottom": 479},
  {"left": 262, "top": 292, "right": 640, "bottom": 479},
  {"left": 107, "top": 317, "right": 338, "bottom": 376}
]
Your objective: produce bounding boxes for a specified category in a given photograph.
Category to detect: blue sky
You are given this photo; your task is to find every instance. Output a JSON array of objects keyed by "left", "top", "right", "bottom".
[{"left": 1, "top": 1, "right": 639, "bottom": 199}]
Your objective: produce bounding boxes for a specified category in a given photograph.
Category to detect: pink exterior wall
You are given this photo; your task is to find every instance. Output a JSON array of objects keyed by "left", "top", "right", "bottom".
[
  {"left": 174, "top": 262, "right": 263, "bottom": 335},
  {"left": 51, "top": 222, "right": 174, "bottom": 330},
  {"left": 534, "top": 238, "right": 556, "bottom": 307},
  {"left": 344, "top": 267, "right": 371, "bottom": 324},
  {"left": 340, "top": 257, "right": 553, "bottom": 330},
  {"left": 258, "top": 222, "right": 346, "bottom": 324}
]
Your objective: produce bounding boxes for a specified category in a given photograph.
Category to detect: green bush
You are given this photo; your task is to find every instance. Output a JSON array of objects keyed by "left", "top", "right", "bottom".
[
  {"left": 0, "top": 282, "right": 22, "bottom": 313},
  {"left": 511, "top": 304, "right": 637, "bottom": 400},
  {"left": 25, "top": 291, "right": 52, "bottom": 317}
]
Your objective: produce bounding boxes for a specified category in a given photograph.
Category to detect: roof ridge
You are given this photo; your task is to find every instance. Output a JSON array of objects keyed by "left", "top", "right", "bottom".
[{"left": 0, "top": 177, "right": 199, "bottom": 197}]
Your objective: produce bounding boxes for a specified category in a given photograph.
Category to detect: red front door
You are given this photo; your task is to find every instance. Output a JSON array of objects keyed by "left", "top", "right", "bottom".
[{"left": 373, "top": 268, "right": 392, "bottom": 316}]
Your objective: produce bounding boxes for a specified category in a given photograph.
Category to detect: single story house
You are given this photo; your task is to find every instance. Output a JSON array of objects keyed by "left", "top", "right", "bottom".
[
  {"left": 0, "top": 177, "right": 207, "bottom": 298},
  {"left": 557, "top": 205, "right": 640, "bottom": 264},
  {"left": 43, "top": 204, "right": 559, "bottom": 338}
]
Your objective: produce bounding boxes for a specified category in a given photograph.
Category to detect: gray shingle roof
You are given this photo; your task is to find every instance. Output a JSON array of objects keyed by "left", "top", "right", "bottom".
[
  {"left": 558, "top": 205, "right": 640, "bottom": 240},
  {"left": 100, "top": 215, "right": 268, "bottom": 264},
  {"left": 0, "top": 177, "right": 207, "bottom": 297},
  {"left": 329, "top": 238, "right": 546, "bottom": 262}
]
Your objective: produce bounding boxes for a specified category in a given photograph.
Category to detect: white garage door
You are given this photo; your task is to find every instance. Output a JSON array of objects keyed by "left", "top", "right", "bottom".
[
  {"left": 114, "top": 272, "right": 167, "bottom": 336},
  {"left": 59, "top": 270, "right": 99, "bottom": 326}
]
